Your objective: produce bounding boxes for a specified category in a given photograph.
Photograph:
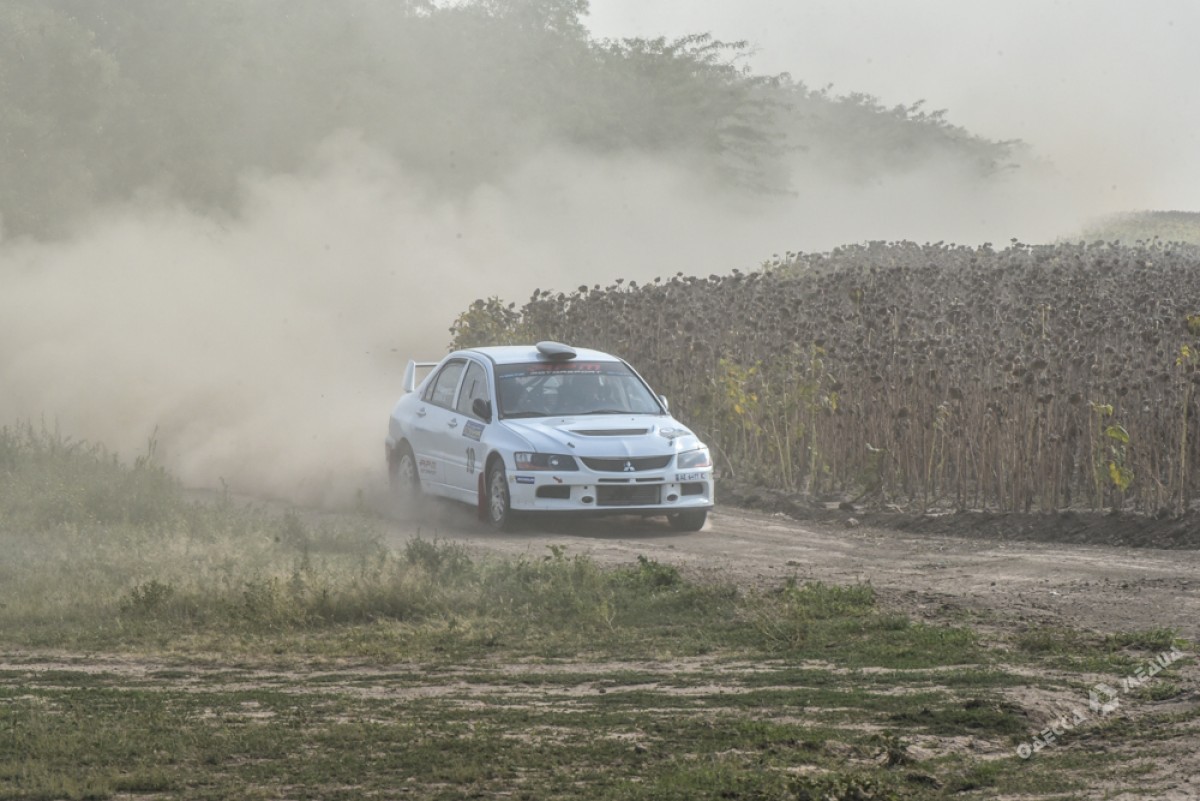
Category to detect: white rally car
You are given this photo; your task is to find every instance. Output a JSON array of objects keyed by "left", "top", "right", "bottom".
[{"left": 386, "top": 342, "right": 714, "bottom": 531}]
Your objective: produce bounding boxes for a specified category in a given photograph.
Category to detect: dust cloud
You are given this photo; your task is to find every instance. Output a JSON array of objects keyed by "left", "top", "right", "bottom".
[
  {"left": 0, "top": 130, "right": 1101, "bottom": 507},
  {"left": 588, "top": 0, "right": 1200, "bottom": 213}
]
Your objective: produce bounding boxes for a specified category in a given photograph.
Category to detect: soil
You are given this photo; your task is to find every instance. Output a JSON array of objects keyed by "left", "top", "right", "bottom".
[
  {"left": 15, "top": 491, "right": 1200, "bottom": 800},
  {"left": 720, "top": 483, "right": 1200, "bottom": 551},
  {"left": 369, "top": 494, "right": 1200, "bottom": 799},
  {"left": 380, "top": 494, "right": 1200, "bottom": 641}
]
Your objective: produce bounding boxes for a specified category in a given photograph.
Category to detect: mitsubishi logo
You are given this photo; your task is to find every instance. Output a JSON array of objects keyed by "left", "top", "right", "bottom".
[{"left": 623, "top": 461, "right": 635, "bottom": 472}]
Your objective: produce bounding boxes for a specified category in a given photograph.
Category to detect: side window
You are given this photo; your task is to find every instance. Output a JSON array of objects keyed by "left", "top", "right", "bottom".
[
  {"left": 426, "top": 360, "right": 466, "bottom": 409},
  {"left": 456, "top": 361, "right": 490, "bottom": 418}
]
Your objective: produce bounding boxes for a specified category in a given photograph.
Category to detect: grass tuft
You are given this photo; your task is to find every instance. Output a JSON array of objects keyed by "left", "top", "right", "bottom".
[{"left": 3, "top": 424, "right": 1193, "bottom": 799}]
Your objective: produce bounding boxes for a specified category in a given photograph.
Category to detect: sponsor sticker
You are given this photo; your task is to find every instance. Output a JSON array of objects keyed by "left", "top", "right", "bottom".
[
  {"left": 418, "top": 458, "right": 437, "bottom": 476},
  {"left": 514, "top": 475, "right": 536, "bottom": 485},
  {"left": 676, "top": 472, "right": 706, "bottom": 482},
  {"left": 501, "top": 362, "right": 605, "bottom": 377},
  {"left": 497, "top": 362, "right": 635, "bottom": 382},
  {"left": 463, "top": 421, "right": 485, "bottom": 441},
  {"left": 466, "top": 447, "right": 476, "bottom": 475}
]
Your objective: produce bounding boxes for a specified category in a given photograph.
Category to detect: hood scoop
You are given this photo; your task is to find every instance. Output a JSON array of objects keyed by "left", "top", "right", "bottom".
[{"left": 569, "top": 428, "right": 650, "bottom": 437}]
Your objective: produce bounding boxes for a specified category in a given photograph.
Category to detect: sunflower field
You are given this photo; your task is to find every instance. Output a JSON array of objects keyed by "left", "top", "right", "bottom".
[{"left": 451, "top": 240, "right": 1200, "bottom": 515}]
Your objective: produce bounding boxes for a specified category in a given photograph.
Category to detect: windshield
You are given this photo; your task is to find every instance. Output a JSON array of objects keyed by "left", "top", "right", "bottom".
[{"left": 495, "top": 361, "right": 663, "bottom": 419}]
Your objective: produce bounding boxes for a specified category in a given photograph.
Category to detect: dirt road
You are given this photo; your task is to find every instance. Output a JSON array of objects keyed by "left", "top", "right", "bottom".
[{"left": 384, "top": 500, "right": 1200, "bottom": 640}]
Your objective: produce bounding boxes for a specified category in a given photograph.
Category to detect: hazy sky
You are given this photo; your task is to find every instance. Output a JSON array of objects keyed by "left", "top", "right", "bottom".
[{"left": 586, "top": 0, "right": 1200, "bottom": 210}]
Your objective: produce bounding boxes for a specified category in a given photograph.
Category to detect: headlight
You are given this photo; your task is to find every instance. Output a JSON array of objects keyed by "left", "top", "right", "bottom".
[
  {"left": 513, "top": 452, "right": 579, "bottom": 471},
  {"left": 676, "top": 448, "right": 712, "bottom": 469}
]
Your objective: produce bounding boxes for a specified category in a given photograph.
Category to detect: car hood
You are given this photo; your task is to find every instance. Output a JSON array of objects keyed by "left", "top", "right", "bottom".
[{"left": 499, "top": 415, "right": 705, "bottom": 457}]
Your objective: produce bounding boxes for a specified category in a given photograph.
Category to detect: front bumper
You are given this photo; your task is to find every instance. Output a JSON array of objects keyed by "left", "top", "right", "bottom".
[{"left": 507, "top": 468, "right": 714, "bottom": 515}]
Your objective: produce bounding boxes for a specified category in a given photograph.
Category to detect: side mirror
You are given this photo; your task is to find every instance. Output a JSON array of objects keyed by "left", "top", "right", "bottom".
[
  {"left": 472, "top": 398, "right": 493, "bottom": 422},
  {"left": 658, "top": 394, "right": 670, "bottom": 412}
]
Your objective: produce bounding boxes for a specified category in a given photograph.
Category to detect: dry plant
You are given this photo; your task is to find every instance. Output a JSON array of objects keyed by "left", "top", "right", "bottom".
[{"left": 452, "top": 240, "right": 1200, "bottom": 514}]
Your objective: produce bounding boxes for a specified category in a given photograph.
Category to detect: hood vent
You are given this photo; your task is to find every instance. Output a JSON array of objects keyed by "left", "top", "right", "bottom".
[{"left": 569, "top": 428, "right": 650, "bottom": 437}]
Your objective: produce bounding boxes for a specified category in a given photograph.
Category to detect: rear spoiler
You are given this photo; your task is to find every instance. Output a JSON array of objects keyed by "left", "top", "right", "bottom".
[{"left": 402, "top": 360, "right": 439, "bottom": 394}]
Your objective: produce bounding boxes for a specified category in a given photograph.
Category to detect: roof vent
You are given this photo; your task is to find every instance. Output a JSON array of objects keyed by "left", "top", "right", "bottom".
[{"left": 536, "top": 341, "right": 577, "bottom": 361}]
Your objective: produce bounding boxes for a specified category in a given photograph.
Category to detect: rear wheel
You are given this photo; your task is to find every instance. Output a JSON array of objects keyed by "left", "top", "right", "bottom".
[
  {"left": 668, "top": 509, "right": 707, "bottom": 532},
  {"left": 485, "top": 460, "right": 516, "bottom": 531},
  {"left": 390, "top": 443, "right": 420, "bottom": 500}
]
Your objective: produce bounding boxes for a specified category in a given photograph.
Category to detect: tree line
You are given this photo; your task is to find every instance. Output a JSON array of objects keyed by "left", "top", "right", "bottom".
[{"left": 1, "top": 0, "right": 1018, "bottom": 238}]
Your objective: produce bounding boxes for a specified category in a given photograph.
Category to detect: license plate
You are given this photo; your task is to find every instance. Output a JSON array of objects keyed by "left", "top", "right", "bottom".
[
  {"left": 597, "top": 484, "right": 660, "bottom": 507},
  {"left": 676, "top": 472, "right": 706, "bottom": 482}
]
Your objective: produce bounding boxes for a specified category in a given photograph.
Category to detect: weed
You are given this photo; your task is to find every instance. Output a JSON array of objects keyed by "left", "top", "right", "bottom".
[
  {"left": 403, "top": 536, "right": 472, "bottom": 578},
  {"left": 629, "top": 554, "right": 683, "bottom": 590},
  {"left": 119, "top": 580, "right": 176, "bottom": 618},
  {"left": 1105, "top": 628, "right": 1181, "bottom": 652},
  {"left": 1016, "top": 626, "right": 1086, "bottom": 655},
  {"left": 870, "top": 732, "right": 913, "bottom": 767},
  {"left": 0, "top": 431, "right": 1191, "bottom": 800},
  {"left": 1131, "top": 680, "right": 1183, "bottom": 702}
]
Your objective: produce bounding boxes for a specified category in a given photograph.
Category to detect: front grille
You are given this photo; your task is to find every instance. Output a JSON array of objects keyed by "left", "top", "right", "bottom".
[
  {"left": 596, "top": 484, "right": 661, "bottom": 507},
  {"left": 536, "top": 485, "right": 571, "bottom": 500},
  {"left": 581, "top": 455, "right": 672, "bottom": 472},
  {"left": 681, "top": 482, "right": 706, "bottom": 496}
]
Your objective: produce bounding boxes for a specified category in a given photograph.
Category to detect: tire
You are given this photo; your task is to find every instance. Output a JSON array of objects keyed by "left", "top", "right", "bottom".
[
  {"left": 390, "top": 443, "right": 421, "bottom": 500},
  {"left": 668, "top": 509, "right": 707, "bottom": 532},
  {"left": 485, "top": 459, "right": 516, "bottom": 532}
]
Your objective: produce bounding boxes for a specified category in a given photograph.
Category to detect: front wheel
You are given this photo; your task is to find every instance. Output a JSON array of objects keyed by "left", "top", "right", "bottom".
[
  {"left": 668, "top": 509, "right": 707, "bottom": 532},
  {"left": 390, "top": 443, "right": 420, "bottom": 501},
  {"left": 485, "top": 460, "right": 516, "bottom": 531}
]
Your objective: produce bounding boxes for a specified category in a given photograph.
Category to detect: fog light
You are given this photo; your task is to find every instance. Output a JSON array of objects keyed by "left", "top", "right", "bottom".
[
  {"left": 582, "top": 495, "right": 594, "bottom": 504},
  {"left": 666, "top": 494, "right": 679, "bottom": 502}
]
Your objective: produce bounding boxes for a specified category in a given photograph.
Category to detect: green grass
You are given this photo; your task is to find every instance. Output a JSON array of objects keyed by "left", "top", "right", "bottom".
[
  {"left": 1104, "top": 628, "right": 1184, "bottom": 653},
  {"left": 0, "top": 427, "right": 971, "bottom": 664},
  {"left": 1, "top": 423, "right": 1196, "bottom": 800},
  {"left": 0, "top": 665, "right": 1030, "bottom": 800},
  {"left": 7, "top": 652, "right": 1188, "bottom": 801}
]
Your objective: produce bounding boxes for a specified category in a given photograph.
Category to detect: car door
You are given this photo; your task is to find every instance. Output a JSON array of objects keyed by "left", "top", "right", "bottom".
[
  {"left": 446, "top": 359, "right": 493, "bottom": 494},
  {"left": 408, "top": 358, "right": 467, "bottom": 491}
]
